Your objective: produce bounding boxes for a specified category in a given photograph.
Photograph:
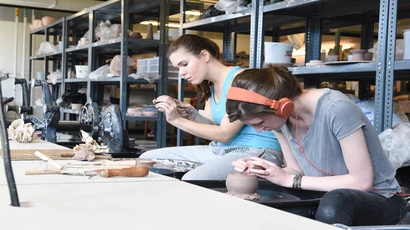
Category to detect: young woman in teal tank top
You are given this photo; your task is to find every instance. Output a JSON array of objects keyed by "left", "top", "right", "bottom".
[{"left": 139, "top": 34, "right": 283, "bottom": 180}]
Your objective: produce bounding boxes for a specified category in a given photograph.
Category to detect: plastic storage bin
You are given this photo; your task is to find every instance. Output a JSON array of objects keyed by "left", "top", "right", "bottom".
[
  {"left": 137, "top": 57, "right": 178, "bottom": 79},
  {"left": 75, "top": 65, "right": 89, "bottom": 78}
]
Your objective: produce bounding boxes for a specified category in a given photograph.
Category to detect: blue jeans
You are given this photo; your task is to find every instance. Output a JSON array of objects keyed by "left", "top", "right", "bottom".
[{"left": 316, "top": 189, "right": 409, "bottom": 226}]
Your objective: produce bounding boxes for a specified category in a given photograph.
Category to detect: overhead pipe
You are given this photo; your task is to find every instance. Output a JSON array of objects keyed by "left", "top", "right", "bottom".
[
  {"left": 21, "top": 9, "right": 27, "bottom": 82},
  {"left": 13, "top": 8, "right": 19, "bottom": 80}
]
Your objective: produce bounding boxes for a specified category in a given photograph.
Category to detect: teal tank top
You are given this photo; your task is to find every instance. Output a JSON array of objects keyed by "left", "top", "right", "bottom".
[{"left": 210, "top": 66, "right": 282, "bottom": 151}]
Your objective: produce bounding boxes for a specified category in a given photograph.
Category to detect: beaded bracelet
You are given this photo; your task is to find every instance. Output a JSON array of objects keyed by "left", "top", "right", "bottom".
[{"left": 292, "top": 174, "right": 303, "bottom": 190}]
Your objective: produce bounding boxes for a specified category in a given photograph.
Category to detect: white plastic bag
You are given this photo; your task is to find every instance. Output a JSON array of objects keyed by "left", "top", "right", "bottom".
[
  {"left": 369, "top": 39, "right": 404, "bottom": 61},
  {"left": 347, "top": 94, "right": 409, "bottom": 127},
  {"left": 89, "top": 65, "right": 110, "bottom": 80},
  {"left": 379, "top": 122, "right": 410, "bottom": 169},
  {"left": 109, "top": 55, "right": 134, "bottom": 76},
  {"left": 95, "top": 20, "right": 121, "bottom": 41},
  {"left": 37, "top": 41, "right": 58, "bottom": 55},
  {"left": 46, "top": 69, "right": 62, "bottom": 85},
  {"left": 214, "top": 0, "right": 249, "bottom": 14}
]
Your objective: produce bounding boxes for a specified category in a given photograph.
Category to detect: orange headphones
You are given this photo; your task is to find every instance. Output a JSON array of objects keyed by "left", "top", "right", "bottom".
[{"left": 226, "top": 87, "right": 294, "bottom": 117}]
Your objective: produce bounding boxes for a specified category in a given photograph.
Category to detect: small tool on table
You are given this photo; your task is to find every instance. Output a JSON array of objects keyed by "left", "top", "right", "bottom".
[
  {"left": 241, "top": 150, "right": 266, "bottom": 174},
  {"left": 25, "top": 151, "right": 149, "bottom": 178}
]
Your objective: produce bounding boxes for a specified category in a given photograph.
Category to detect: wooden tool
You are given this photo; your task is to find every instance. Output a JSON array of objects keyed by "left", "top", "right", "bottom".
[
  {"left": 100, "top": 166, "right": 149, "bottom": 178},
  {"left": 241, "top": 150, "right": 266, "bottom": 174},
  {"left": 24, "top": 169, "right": 62, "bottom": 175},
  {"left": 34, "top": 151, "right": 63, "bottom": 170},
  {"left": 63, "top": 160, "right": 137, "bottom": 168}
]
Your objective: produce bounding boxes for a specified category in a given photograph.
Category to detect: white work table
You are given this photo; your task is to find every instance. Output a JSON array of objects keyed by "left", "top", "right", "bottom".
[
  {"left": 2, "top": 138, "right": 70, "bottom": 151},
  {"left": 0, "top": 180, "right": 338, "bottom": 230},
  {"left": 0, "top": 160, "right": 178, "bottom": 185},
  {"left": 0, "top": 140, "right": 338, "bottom": 230}
]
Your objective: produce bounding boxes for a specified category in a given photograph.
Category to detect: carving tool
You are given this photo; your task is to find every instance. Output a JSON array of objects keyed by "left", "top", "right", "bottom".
[{"left": 25, "top": 166, "right": 149, "bottom": 178}]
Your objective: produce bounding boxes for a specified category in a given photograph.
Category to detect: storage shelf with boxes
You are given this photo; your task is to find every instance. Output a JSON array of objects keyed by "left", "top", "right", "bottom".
[{"left": 136, "top": 57, "right": 179, "bottom": 80}]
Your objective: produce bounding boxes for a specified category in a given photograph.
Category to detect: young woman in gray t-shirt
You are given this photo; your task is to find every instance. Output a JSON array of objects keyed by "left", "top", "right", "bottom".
[{"left": 225, "top": 64, "right": 409, "bottom": 226}]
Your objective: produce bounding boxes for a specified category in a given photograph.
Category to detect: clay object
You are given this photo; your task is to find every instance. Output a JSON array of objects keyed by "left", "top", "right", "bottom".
[
  {"left": 350, "top": 49, "right": 368, "bottom": 61},
  {"left": 129, "top": 32, "right": 142, "bottom": 39},
  {"left": 226, "top": 172, "right": 258, "bottom": 195},
  {"left": 146, "top": 23, "right": 153, "bottom": 39},
  {"left": 325, "top": 54, "right": 338, "bottom": 62},
  {"left": 42, "top": 16, "right": 55, "bottom": 26},
  {"left": 365, "top": 52, "right": 374, "bottom": 61},
  {"left": 306, "top": 60, "right": 324, "bottom": 67}
]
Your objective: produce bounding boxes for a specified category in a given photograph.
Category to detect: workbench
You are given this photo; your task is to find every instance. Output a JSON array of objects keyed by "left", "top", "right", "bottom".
[{"left": 0, "top": 140, "right": 338, "bottom": 229}]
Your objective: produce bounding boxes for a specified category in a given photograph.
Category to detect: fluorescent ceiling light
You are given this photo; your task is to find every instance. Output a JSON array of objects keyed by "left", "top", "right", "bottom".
[
  {"left": 140, "top": 21, "right": 180, "bottom": 28},
  {"left": 185, "top": 10, "right": 201, "bottom": 16}
]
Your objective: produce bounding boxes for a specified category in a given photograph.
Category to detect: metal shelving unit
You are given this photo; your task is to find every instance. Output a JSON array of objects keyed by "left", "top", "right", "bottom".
[
  {"left": 28, "top": 0, "right": 191, "bottom": 148},
  {"left": 28, "top": 17, "right": 66, "bottom": 102},
  {"left": 179, "top": 0, "right": 410, "bottom": 134}
]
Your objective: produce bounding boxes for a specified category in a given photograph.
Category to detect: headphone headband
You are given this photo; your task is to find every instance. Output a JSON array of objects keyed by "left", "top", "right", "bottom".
[
  {"left": 226, "top": 87, "right": 294, "bottom": 116},
  {"left": 226, "top": 87, "right": 281, "bottom": 110}
]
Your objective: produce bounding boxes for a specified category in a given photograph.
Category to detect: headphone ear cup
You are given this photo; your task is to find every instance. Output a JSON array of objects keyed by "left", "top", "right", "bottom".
[{"left": 277, "top": 98, "right": 294, "bottom": 116}]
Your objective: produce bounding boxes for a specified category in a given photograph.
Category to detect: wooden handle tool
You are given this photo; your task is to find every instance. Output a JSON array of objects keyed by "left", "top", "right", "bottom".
[
  {"left": 100, "top": 166, "right": 149, "bottom": 178},
  {"left": 104, "top": 160, "right": 136, "bottom": 167},
  {"left": 34, "top": 151, "right": 63, "bottom": 170},
  {"left": 24, "top": 169, "right": 62, "bottom": 175}
]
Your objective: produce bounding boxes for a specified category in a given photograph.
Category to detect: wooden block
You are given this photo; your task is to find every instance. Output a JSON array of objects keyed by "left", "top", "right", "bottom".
[{"left": 0, "top": 149, "right": 74, "bottom": 160}]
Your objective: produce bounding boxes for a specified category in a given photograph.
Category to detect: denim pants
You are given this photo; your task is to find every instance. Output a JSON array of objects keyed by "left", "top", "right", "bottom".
[
  {"left": 139, "top": 141, "right": 284, "bottom": 180},
  {"left": 315, "top": 188, "right": 409, "bottom": 226}
]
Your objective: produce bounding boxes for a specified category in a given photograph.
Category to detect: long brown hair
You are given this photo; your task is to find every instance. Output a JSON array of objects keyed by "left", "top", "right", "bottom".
[
  {"left": 168, "top": 34, "right": 235, "bottom": 105},
  {"left": 226, "top": 64, "right": 302, "bottom": 122}
]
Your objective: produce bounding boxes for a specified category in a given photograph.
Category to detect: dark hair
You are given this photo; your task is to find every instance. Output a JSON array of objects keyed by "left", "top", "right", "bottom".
[
  {"left": 226, "top": 64, "right": 302, "bottom": 122},
  {"left": 168, "top": 34, "right": 235, "bottom": 105}
]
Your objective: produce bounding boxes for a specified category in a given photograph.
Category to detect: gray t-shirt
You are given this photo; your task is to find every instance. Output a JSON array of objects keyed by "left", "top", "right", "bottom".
[{"left": 281, "top": 88, "right": 401, "bottom": 198}]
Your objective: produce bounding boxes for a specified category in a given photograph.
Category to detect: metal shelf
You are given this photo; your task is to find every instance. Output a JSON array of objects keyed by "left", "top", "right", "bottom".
[
  {"left": 182, "top": 8, "right": 253, "bottom": 32},
  {"left": 65, "top": 78, "right": 89, "bottom": 83},
  {"left": 30, "top": 52, "right": 63, "bottom": 60},
  {"left": 91, "top": 37, "right": 160, "bottom": 54},
  {"left": 29, "top": 18, "right": 65, "bottom": 35},
  {"left": 66, "top": 45, "right": 89, "bottom": 53},
  {"left": 289, "top": 62, "right": 377, "bottom": 75}
]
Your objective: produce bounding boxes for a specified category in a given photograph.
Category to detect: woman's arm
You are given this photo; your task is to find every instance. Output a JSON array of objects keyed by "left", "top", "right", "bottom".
[
  {"left": 249, "top": 128, "right": 374, "bottom": 192},
  {"left": 273, "top": 130, "right": 303, "bottom": 175},
  {"left": 299, "top": 128, "right": 374, "bottom": 192},
  {"left": 157, "top": 96, "right": 244, "bottom": 143}
]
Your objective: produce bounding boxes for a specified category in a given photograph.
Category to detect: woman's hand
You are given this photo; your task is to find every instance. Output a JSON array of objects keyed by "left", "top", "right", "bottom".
[
  {"left": 233, "top": 157, "right": 292, "bottom": 187},
  {"left": 177, "top": 101, "right": 198, "bottom": 120},
  {"left": 154, "top": 95, "right": 180, "bottom": 122}
]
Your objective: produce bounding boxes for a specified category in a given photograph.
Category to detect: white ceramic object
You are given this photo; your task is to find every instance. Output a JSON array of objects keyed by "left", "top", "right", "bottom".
[
  {"left": 403, "top": 29, "right": 410, "bottom": 59},
  {"left": 325, "top": 54, "right": 338, "bottom": 62},
  {"left": 71, "top": 103, "right": 83, "bottom": 111},
  {"left": 264, "top": 42, "right": 294, "bottom": 64},
  {"left": 305, "top": 60, "right": 324, "bottom": 67},
  {"left": 75, "top": 65, "right": 88, "bottom": 78},
  {"left": 37, "top": 72, "right": 44, "bottom": 80}
]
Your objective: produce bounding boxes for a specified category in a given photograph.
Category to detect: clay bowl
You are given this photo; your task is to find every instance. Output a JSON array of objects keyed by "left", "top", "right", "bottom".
[
  {"left": 226, "top": 172, "right": 258, "bottom": 195},
  {"left": 350, "top": 49, "right": 368, "bottom": 61},
  {"left": 42, "top": 16, "right": 56, "bottom": 26}
]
